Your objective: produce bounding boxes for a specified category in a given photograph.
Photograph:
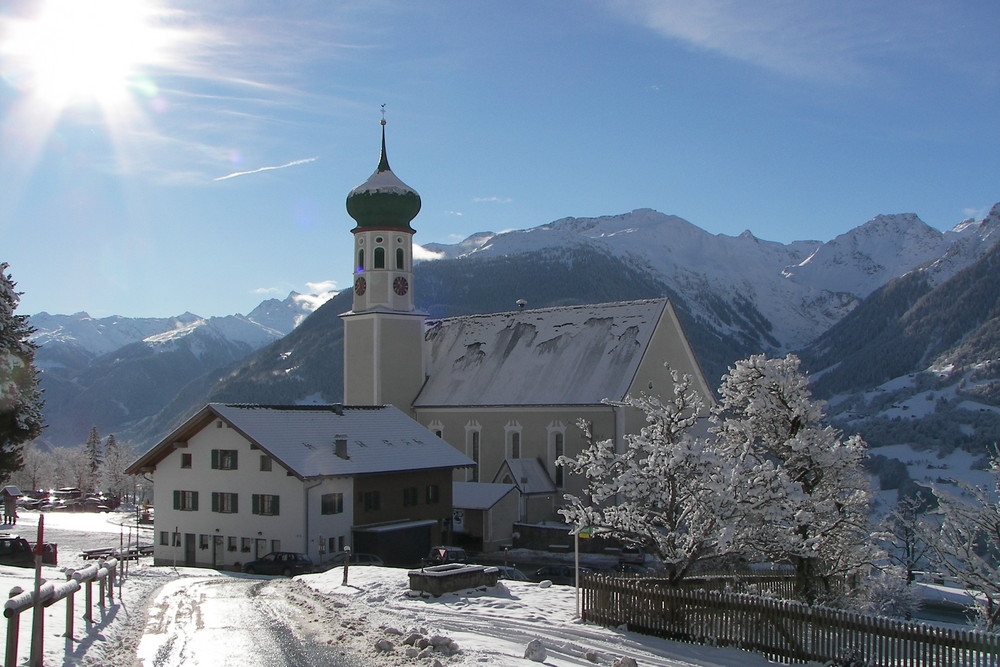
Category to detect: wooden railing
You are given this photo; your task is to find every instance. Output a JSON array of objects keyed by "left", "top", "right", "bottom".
[{"left": 580, "top": 574, "right": 1000, "bottom": 666}]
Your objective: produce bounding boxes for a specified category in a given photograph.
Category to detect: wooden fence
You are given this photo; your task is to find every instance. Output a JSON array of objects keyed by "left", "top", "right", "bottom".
[{"left": 580, "top": 574, "right": 1000, "bottom": 666}]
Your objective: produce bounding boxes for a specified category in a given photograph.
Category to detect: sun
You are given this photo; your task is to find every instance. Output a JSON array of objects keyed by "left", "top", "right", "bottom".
[{"left": 3, "top": 0, "right": 167, "bottom": 113}]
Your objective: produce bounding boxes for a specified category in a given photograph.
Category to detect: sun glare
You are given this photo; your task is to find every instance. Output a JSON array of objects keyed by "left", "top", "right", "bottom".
[{"left": 4, "top": 0, "right": 165, "bottom": 112}]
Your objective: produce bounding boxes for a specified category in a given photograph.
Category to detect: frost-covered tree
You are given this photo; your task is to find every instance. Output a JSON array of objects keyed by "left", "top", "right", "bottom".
[
  {"left": 0, "top": 263, "right": 44, "bottom": 484},
  {"left": 712, "top": 354, "right": 875, "bottom": 605},
  {"left": 881, "top": 494, "right": 933, "bottom": 585},
  {"left": 100, "top": 434, "right": 133, "bottom": 504},
  {"left": 927, "top": 452, "right": 1000, "bottom": 630},
  {"left": 9, "top": 442, "right": 57, "bottom": 493},
  {"left": 558, "top": 369, "right": 743, "bottom": 584}
]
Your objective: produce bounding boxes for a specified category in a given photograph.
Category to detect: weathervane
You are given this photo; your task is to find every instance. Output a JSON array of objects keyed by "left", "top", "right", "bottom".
[{"left": 380, "top": 103, "right": 386, "bottom": 126}]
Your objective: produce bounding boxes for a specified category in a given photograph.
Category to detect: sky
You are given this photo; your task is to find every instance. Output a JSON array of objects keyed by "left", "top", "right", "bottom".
[{"left": 0, "top": 0, "right": 997, "bottom": 319}]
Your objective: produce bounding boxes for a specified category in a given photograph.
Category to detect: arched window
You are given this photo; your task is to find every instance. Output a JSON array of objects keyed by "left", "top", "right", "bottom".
[
  {"left": 553, "top": 432, "right": 564, "bottom": 487},
  {"left": 374, "top": 247, "right": 385, "bottom": 269},
  {"left": 357, "top": 248, "right": 365, "bottom": 272},
  {"left": 396, "top": 248, "right": 404, "bottom": 270}
]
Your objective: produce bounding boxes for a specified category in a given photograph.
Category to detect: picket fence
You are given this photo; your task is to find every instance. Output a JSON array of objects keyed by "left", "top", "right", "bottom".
[{"left": 580, "top": 574, "right": 1000, "bottom": 666}]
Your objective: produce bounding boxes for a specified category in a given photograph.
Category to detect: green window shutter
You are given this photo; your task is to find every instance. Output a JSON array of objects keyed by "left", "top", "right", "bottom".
[
  {"left": 192, "top": 492, "right": 199, "bottom": 511},
  {"left": 232, "top": 451, "right": 238, "bottom": 470},
  {"left": 252, "top": 494, "right": 259, "bottom": 515},
  {"left": 173, "top": 490, "right": 180, "bottom": 510},
  {"left": 232, "top": 494, "right": 238, "bottom": 514},
  {"left": 211, "top": 492, "right": 219, "bottom": 512},
  {"left": 272, "top": 496, "right": 280, "bottom": 516},
  {"left": 211, "top": 449, "right": 219, "bottom": 469}
]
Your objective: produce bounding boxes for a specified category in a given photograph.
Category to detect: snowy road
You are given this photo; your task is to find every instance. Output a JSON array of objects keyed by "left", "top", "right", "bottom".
[{"left": 137, "top": 576, "right": 366, "bottom": 666}]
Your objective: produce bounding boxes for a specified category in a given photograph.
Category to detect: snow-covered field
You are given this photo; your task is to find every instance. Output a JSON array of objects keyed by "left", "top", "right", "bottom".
[{"left": 2, "top": 510, "right": 784, "bottom": 666}]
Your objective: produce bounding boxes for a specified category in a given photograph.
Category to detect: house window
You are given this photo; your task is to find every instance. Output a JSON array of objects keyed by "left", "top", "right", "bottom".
[
  {"left": 271, "top": 540, "right": 281, "bottom": 553},
  {"left": 173, "top": 490, "right": 199, "bottom": 511},
  {"left": 159, "top": 531, "right": 169, "bottom": 546},
  {"left": 357, "top": 248, "right": 365, "bottom": 271},
  {"left": 403, "top": 487, "right": 418, "bottom": 507},
  {"left": 199, "top": 534, "right": 209, "bottom": 550},
  {"left": 241, "top": 537, "right": 252, "bottom": 553},
  {"left": 554, "top": 431, "right": 565, "bottom": 488},
  {"left": 362, "top": 490, "right": 380, "bottom": 512},
  {"left": 425, "top": 484, "right": 440, "bottom": 504},
  {"left": 252, "top": 494, "right": 280, "bottom": 516},
  {"left": 505, "top": 421, "right": 522, "bottom": 459},
  {"left": 374, "top": 246, "right": 385, "bottom": 269},
  {"left": 211, "top": 449, "right": 238, "bottom": 470},
  {"left": 321, "top": 493, "right": 344, "bottom": 515},
  {"left": 260, "top": 455, "right": 272, "bottom": 472},
  {"left": 181, "top": 453, "right": 192, "bottom": 469},
  {"left": 467, "top": 425, "right": 481, "bottom": 483},
  {"left": 211, "top": 492, "right": 238, "bottom": 514},
  {"left": 227, "top": 536, "right": 237, "bottom": 552},
  {"left": 396, "top": 247, "right": 404, "bottom": 269}
]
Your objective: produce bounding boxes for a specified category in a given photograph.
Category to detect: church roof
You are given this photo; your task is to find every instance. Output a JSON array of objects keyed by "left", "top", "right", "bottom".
[
  {"left": 127, "top": 403, "right": 473, "bottom": 478},
  {"left": 415, "top": 299, "right": 672, "bottom": 407}
]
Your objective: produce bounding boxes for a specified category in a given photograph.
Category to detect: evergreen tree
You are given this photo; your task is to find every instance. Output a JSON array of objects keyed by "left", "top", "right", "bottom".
[
  {"left": 0, "top": 263, "right": 43, "bottom": 485},
  {"left": 712, "top": 354, "right": 875, "bottom": 605},
  {"left": 81, "top": 426, "right": 103, "bottom": 491}
]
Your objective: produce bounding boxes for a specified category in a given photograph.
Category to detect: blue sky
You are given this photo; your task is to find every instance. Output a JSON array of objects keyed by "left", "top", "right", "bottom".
[{"left": 1, "top": 0, "right": 997, "bottom": 319}]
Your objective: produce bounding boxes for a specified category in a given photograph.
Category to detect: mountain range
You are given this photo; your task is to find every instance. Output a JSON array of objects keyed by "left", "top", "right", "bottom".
[{"left": 26, "top": 203, "right": 1000, "bottom": 470}]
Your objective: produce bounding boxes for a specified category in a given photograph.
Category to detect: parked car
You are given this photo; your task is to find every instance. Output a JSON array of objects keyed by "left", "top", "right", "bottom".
[
  {"left": 423, "top": 546, "right": 468, "bottom": 566},
  {"left": 325, "top": 552, "right": 384, "bottom": 568},
  {"left": 619, "top": 544, "right": 645, "bottom": 565},
  {"left": 242, "top": 552, "right": 314, "bottom": 576},
  {"left": 0, "top": 534, "right": 34, "bottom": 567},
  {"left": 493, "top": 566, "right": 529, "bottom": 581}
]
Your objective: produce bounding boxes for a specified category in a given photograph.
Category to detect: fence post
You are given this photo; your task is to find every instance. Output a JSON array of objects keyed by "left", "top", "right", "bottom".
[
  {"left": 6, "top": 586, "right": 23, "bottom": 667},
  {"left": 64, "top": 573, "right": 75, "bottom": 640}
]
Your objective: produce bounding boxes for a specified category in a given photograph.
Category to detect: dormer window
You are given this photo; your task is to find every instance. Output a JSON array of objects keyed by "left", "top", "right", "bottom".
[{"left": 374, "top": 246, "right": 385, "bottom": 269}]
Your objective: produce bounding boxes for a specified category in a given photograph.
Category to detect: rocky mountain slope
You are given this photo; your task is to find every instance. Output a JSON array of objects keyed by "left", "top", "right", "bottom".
[{"left": 27, "top": 203, "right": 1000, "bottom": 453}]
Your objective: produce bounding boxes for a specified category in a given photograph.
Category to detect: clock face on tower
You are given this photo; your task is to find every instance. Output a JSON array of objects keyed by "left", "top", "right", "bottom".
[
  {"left": 393, "top": 276, "right": 409, "bottom": 296},
  {"left": 354, "top": 276, "right": 366, "bottom": 295}
]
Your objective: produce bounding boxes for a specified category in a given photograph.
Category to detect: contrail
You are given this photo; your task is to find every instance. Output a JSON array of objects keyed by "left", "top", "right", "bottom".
[{"left": 214, "top": 156, "right": 318, "bottom": 181}]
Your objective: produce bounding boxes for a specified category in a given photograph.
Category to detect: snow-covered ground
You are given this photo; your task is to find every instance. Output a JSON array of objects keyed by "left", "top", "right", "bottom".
[
  {"left": 1, "top": 510, "right": 984, "bottom": 666},
  {"left": 2, "top": 510, "right": 784, "bottom": 666}
]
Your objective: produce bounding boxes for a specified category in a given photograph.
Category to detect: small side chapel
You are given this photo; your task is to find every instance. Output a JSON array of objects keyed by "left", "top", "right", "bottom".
[{"left": 342, "top": 120, "right": 714, "bottom": 549}]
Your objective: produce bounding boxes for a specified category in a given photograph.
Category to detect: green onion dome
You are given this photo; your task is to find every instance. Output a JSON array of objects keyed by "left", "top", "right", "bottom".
[{"left": 346, "top": 120, "right": 421, "bottom": 232}]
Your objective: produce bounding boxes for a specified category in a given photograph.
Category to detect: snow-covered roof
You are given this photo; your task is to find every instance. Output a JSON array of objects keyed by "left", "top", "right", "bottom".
[
  {"left": 128, "top": 403, "right": 473, "bottom": 478},
  {"left": 1, "top": 486, "right": 22, "bottom": 497},
  {"left": 453, "top": 482, "right": 517, "bottom": 510},
  {"left": 415, "top": 299, "right": 669, "bottom": 407},
  {"left": 492, "top": 459, "right": 556, "bottom": 495}
]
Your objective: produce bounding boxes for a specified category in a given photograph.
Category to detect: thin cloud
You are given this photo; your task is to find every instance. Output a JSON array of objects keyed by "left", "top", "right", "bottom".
[
  {"left": 472, "top": 196, "right": 512, "bottom": 204},
  {"left": 444, "top": 210, "right": 464, "bottom": 216},
  {"left": 413, "top": 243, "right": 445, "bottom": 261},
  {"left": 304, "top": 280, "right": 338, "bottom": 294},
  {"left": 608, "top": 0, "right": 946, "bottom": 85},
  {"left": 214, "top": 156, "right": 317, "bottom": 181}
]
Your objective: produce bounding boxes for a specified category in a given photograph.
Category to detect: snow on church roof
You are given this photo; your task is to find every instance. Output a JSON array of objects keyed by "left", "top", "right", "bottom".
[{"left": 415, "top": 299, "right": 669, "bottom": 407}]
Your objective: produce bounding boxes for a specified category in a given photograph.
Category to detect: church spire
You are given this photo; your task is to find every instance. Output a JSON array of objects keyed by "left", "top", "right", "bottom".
[{"left": 346, "top": 110, "right": 420, "bottom": 232}]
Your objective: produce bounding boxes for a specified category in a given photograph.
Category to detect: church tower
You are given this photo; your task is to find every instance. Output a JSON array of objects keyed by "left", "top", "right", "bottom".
[{"left": 341, "top": 117, "right": 426, "bottom": 409}]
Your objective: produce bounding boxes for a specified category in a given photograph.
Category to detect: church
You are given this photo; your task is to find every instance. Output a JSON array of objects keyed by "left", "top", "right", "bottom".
[{"left": 342, "top": 119, "right": 713, "bottom": 549}]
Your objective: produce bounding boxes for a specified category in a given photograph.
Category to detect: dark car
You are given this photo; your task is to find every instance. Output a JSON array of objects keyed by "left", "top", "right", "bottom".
[
  {"left": 242, "top": 552, "right": 313, "bottom": 576},
  {"left": 0, "top": 534, "right": 34, "bottom": 567},
  {"left": 325, "top": 552, "right": 384, "bottom": 568},
  {"left": 494, "top": 565, "right": 529, "bottom": 581},
  {"left": 423, "top": 546, "right": 468, "bottom": 566}
]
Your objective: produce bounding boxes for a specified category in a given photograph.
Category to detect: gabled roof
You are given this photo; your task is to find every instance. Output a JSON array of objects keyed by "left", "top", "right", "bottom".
[
  {"left": 414, "top": 299, "right": 673, "bottom": 407},
  {"left": 126, "top": 403, "right": 473, "bottom": 479},
  {"left": 453, "top": 482, "right": 517, "bottom": 511},
  {"left": 492, "top": 459, "right": 556, "bottom": 495},
  {"left": 1, "top": 486, "right": 22, "bottom": 498}
]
